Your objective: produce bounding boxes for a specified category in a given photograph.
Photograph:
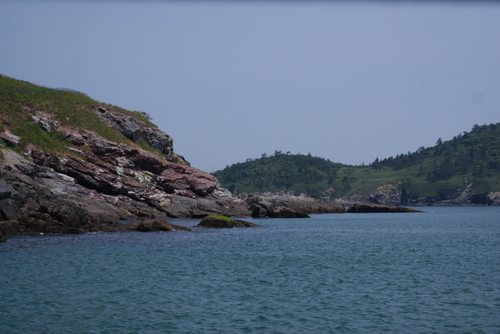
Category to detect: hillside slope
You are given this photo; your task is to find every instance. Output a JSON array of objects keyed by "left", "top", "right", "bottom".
[{"left": 214, "top": 124, "right": 500, "bottom": 206}]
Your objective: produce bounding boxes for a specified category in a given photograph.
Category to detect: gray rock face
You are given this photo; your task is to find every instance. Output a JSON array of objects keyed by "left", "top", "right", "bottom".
[
  {"left": 0, "top": 150, "right": 133, "bottom": 238},
  {"left": 0, "top": 137, "right": 250, "bottom": 241},
  {"left": 487, "top": 192, "right": 500, "bottom": 205},
  {"left": 368, "top": 184, "right": 401, "bottom": 206},
  {"left": 0, "top": 130, "right": 21, "bottom": 146},
  {"left": 32, "top": 115, "right": 57, "bottom": 133},
  {"left": 95, "top": 106, "right": 175, "bottom": 157}
]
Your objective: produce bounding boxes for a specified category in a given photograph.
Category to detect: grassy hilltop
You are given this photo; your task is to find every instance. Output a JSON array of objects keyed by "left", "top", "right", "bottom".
[
  {"left": 0, "top": 74, "right": 160, "bottom": 157},
  {"left": 214, "top": 124, "right": 500, "bottom": 204}
]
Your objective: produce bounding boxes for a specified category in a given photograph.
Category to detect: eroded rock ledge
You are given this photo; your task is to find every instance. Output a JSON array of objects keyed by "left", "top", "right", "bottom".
[
  {"left": 347, "top": 203, "right": 422, "bottom": 213},
  {"left": 0, "top": 145, "right": 250, "bottom": 237},
  {"left": 0, "top": 105, "right": 253, "bottom": 242}
]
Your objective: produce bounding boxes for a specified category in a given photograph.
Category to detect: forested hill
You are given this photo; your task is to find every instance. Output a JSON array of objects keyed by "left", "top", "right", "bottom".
[
  {"left": 371, "top": 123, "right": 500, "bottom": 179},
  {"left": 214, "top": 152, "right": 345, "bottom": 197},
  {"left": 213, "top": 123, "right": 500, "bottom": 204}
]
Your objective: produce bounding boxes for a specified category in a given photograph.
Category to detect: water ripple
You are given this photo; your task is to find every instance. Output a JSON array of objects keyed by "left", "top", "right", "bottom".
[{"left": 1, "top": 207, "right": 500, "bottom": 333}]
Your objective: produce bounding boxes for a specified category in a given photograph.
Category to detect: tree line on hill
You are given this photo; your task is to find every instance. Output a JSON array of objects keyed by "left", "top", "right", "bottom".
[
  {"left": 370, "top": 123, "right": 500, "bottom": 180},
  {"left": 213, "top": 123, "right": 500, "bottom": 202}
]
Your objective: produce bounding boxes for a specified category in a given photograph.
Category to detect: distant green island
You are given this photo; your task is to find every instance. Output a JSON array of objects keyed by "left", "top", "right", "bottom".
[{"left": 213, "top": 123, "right": 500, "bottom": 206}]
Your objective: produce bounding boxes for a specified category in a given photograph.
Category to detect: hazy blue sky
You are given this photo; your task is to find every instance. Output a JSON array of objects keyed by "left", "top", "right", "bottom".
[{"left": 1, "top": 1, "right": 499, "bottom": 173}]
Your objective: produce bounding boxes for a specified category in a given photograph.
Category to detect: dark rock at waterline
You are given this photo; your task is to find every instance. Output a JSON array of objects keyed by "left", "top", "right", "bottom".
[
  {"left": 0, "top": 220, "right": 20, "bottom": 237},
  {"left": 0, "top": 130, "right": 250, "bottom": 241},
  {"left": 347, "top": 203, "right": 422, "bottom": 213},
  {"left": 197, "top": 215, "right": 261, "bottom": 228},
  {"left": 241, "top": 192, "right": 345, "bottom": 218},
  {"left": 266, "top": 206, "right": 311, "bottom": 218},
  {"left": 134, "top": 219, "right": 191, "bottom": 232}
]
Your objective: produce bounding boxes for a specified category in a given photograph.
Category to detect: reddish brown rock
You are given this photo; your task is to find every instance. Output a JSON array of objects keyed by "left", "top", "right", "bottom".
[
  {"left": 0, "top": 104, "right": 252, "bottom": 242},
  {"left": 160, "top": 162, "right": 219, "bottom": 196}
]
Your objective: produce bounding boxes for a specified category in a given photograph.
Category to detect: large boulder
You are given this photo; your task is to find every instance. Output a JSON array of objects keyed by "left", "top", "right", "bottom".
[{"left": 160, "top": 162, "right": 219, "bottom": 196}]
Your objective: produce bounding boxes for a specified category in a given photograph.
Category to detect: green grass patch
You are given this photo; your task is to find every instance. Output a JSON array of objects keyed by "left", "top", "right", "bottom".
[
  {"left": 0, "top": 74, "right": 155, "bottom": 154},
  {"left": 206, "top": 215, "right": 235, "bottom": 222},
  {"left": 101, "top": 103, "right": 157, "bottom": 128},
  {"left": 136, "top": 139, "right": 166, "bottom": 157}
]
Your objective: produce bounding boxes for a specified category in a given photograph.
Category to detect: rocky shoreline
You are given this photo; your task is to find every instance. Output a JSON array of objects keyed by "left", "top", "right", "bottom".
[
  {"left": 240, "top": 191, "right": 346, "bottom": 218},
  {"left": 1, "top": 105, "right": 348, "bottom": 242},
  {"left": 333, "top": 183, "right": 500, "bottom": 207},
  {"left": 0, "top": 103, "right": 482, "bottom": 244}
]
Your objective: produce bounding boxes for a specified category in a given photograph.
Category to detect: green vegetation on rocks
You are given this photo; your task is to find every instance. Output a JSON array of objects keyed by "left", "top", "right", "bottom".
[
  {"left": 0, "top": 74, "right": 159, "bottom": 155},
  {"left": 0, "top": 75, "right": 254, "bottom": 242}
]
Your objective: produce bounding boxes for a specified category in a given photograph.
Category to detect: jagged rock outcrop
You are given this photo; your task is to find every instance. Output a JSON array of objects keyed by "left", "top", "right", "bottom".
[
  {"left": 95, "top": 106, "right": 176, "bottom": 158},
  {"left": 197, "top": 215, "right": 260, "bottom": 228},
  {"left": 487, "top": 192, "right": 500, "bottom": 205},
  {"left": 0, "top": 103, "right": 253, "bottom": 241},
  {"left": 368, "top": 184, "right": 401, "bottom": 206},
  {"left": 347, "top": 203, "right": 422, "bottom": 213},
  {"left": 0, "top": 149, "right": 138, "bottom": 237},
  {"left": 240, "top": 191, "right": 346, "bottom": 218},
  {"left": 0, "top": 145, "right": 250, "bottom": 241}
]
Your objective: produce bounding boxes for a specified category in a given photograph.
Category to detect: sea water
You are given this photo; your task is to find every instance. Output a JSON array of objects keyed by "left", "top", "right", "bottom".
[{"left": 1, "top": 207, "right": 499, "bottom": 333}]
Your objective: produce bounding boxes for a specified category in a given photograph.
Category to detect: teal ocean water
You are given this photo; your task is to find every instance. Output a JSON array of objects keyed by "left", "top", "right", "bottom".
[{"left": 1, "top": 207, "right": 499, "bottom": 333}]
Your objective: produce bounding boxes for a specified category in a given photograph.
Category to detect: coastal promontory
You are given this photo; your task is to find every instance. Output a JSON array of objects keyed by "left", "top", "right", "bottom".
[{"left": 0, "top": 75, "right": 250, "bottom": 240}]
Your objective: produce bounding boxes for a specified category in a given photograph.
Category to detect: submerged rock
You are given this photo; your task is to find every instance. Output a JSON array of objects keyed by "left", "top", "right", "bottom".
[
  {"left": 134, "top": 220, "right": 191, "bottom": 232},
  {"left": 197, "top": 215, "right": 261, "bottom": 228}
]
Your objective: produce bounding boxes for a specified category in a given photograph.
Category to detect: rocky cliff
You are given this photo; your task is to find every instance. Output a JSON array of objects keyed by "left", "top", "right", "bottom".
[{"left": 0, "top": 101, "right": 250, "bottom": 241}]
